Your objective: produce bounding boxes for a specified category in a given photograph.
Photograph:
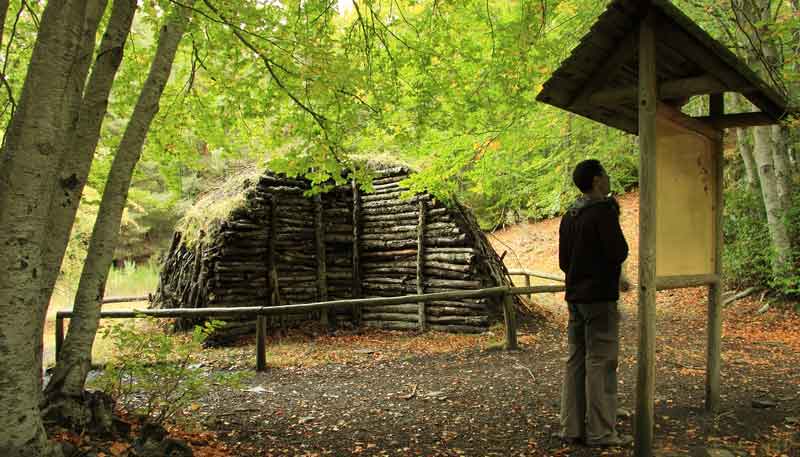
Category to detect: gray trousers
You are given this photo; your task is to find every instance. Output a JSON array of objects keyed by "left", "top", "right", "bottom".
[{"left": 559, "top": 301, "right": 620, "bottom": 443}]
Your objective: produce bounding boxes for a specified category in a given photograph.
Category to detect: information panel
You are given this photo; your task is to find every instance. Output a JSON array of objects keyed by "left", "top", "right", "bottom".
[{"left": 655, "top": 115, "right": 717, "bottom": 277}]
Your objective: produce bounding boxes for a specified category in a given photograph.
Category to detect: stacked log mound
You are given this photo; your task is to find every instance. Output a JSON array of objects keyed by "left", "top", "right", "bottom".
[{"left": 152, "top": 167, "right": 516, "bottom": 341}]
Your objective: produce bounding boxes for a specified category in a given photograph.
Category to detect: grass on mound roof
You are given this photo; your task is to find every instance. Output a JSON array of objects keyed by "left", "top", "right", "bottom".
[{"left": 177, "top": 165, "right": 263, "bottom": 247}]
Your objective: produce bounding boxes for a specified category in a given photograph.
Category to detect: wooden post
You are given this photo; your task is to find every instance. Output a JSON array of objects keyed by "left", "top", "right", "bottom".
[
  {"left": 635, "top": 15, "right": 658, "bottom": 457},
  {"left": 417, "top": 200, "right": 427, "bottom": 330},
  {"left": 256, "top": 315, "right": 267, "bottom": 372},
  {"left": 314, "top": 194, "right": 329, "bottom": 326},
  {"left": 706, "top": 94, "right": 724, "bottom": 412},
  {"left": 352, "top": 180, "right": 362, "bottom": 324},
  {"left": 503, "top": 293, "right": 518, "bottom": 350},
  {"left": 524, "top": 274, "right": 531, "bottom": 300},
  {"left": 55, "top": 315, "right": 65, "bottom": 361},
  {"left": 268, "top": 195, "right": 281, "bottom": 308}
]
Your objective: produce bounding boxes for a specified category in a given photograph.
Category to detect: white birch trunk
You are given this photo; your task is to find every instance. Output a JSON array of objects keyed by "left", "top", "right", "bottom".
[
  {"left": 45, "top": 0, "right": 193, "bottom": 404},
  {"left": 736, "top": 127, "right": 758, "bottom": 190},
  {"left": 770, "top": 125, "right": 793, "bottom": 212},
  {"left": 0, "top": 1, "right": 89, "bottom": 455},
  {"left": 753, "top": 126, "right": 793, "bottom": 273},
  {"left": 31, "top": 0, "right": 109, "bottom": 396},
  {"left": 42, "top": 0, "right": 138, "bottom": 411}
]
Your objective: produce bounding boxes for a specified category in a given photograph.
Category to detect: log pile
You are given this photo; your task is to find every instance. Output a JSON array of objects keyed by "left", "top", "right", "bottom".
[{"left": 152, "top": 167, "right": 517, "bottom": 341}]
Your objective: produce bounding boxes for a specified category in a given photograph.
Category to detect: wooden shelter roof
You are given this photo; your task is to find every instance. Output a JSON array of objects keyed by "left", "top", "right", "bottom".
[{"left": 535, "top": 0, "right": 791, "bottom": 135}]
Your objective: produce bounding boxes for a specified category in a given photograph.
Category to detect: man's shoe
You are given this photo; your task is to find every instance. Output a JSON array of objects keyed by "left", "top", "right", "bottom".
[
  {"left": 586, "top": 433, "right": 633, "bottom": 448},
  {"left": 554, "top": 434, "right": 584, "bottom": 446}
]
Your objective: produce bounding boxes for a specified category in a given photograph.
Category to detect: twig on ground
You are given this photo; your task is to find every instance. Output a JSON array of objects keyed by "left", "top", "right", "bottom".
[
  {"left": 215, "top": 408, "right": 259, "bottom": 417},
  {"left": 400, "top": 384, "right": 418, "bottom": 400},
  {"left": 722, "top": 287, "right": 757, "bottom": 307}
]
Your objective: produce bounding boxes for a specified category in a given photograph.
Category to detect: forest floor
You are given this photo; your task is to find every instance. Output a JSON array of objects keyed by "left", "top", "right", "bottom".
[{"left": 71, "top": 192, "right": 799, "bottom": 456}]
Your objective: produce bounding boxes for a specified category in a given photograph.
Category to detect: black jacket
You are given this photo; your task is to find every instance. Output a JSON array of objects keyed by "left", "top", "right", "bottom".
[{"left": 559, "top": 197, "right": 628, "bottom": 304}]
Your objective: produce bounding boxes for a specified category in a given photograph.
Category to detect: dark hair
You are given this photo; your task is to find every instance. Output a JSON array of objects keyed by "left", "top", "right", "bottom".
[{"left": 572, "top": 159, "right": 605, "bottom": 193}]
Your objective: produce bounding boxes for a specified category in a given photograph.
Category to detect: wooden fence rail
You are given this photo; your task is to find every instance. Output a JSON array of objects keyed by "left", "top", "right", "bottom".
[
  {"left": 54, "top": 286, "right": 565, "bottom": 371},
  {"left": 507, "top": 269, "right": 565, "bottom": 300}
]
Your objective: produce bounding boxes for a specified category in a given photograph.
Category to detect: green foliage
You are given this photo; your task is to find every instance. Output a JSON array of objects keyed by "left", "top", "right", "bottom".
[
  {"left": 94, "top": 318, "right": 249, "bottom": 425},
  {"left": 723, "top": 183, "right": 800, "bottom": 297}
]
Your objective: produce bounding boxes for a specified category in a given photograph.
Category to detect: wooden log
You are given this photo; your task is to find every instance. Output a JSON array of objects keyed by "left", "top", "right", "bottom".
[
  {"left": 364, "top": 266, "right": 471, "bottom": 280},
  {"left": 362, "top": 321, "right": 419, "bottom": 330},
  {"left": 362, "top": 204, "right": 418, "bottom": 215},
  {"left": 362, "top": 211, "right": 418, "bottom": 222},
  {"left": 323, "top": 208, "right": 351, "bottom": 218},
  {"left": 417, "top": 200, "right": 426, "bottom": 330},
  {"left": 360, "top": 190, "right": 405, "bottom": 202},
  {"left": 707, "top": 93, "right": 724, "bottom": 413},
  {"left": 277, "top": 275, "right": 318, "bottom": 283},
  {"left": 221, "top": 247, "right": 268, "bottom": 257},
  {"left": 636, "top": 18, "right": 657, "bottom": 457},
  {"left": 362, "top": 254, "right": 473, "bottom": 267},
  {"left": 503, "top": 293, "right": 517, "bottom": 350},
  {"left": 361, "top": 276, "right": 483, "bottom": 289},
  {"left": 274, "top": 216, "right": 314, "bottom": 227},
  {"left": 427, "top": 324, "right": 485, "bottom": 334},
  {"left": 371, "top": 180, "right": 404, "bottom": 190},
  {"left": 361, "top": 194, "right": 430, "bottom": 207},
  {"left": 427, "top": 306, "right": 487, "bottom": 316},
  {"left": 325, "top": 234, "right": 352, "bottom": 243},
  {"left": 256, "top": 316, "right": 267, "bottom": 371},
  {"left": 258, "top": 175, "right": 307, "bottom": 188},
  {"left": 352, "top": 177, "right": 362, "bottom": 321},
  {"left": 269, "top": 195, "right": 281, "bottom": 307},
  {"left": 362, "top": 304, "right": 420, "bottom": 313},
  {"left": 215, "top": 264, "right": 268, "bottom": 272},
  {"left": 314, "top": 194, "right": 329, "bottom": 326},
  {"left": 427, "top": 315, "right": 488, "bottom": 326},
  {"left": 426, "top": 300, "right": 488, "bottom": 310},
  {"left": 276, "top": 264, "right": 315, "bottom": 273},
  {"left": 361, "top": 235, "right": 467, "bottom": 250},
  {"left": 372, "top": 174, "right": 407, "bottom": 185},
  {"left": 362, "top": 312, "right": 419, "bottom": 322}
]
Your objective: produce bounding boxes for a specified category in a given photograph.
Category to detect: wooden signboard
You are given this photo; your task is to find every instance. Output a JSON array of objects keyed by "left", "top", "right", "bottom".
[{"left": 655, "top": 115, "right": 717, "bottom": 277}]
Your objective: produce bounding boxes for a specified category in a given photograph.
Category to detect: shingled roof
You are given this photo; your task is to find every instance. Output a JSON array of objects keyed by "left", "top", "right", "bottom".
[{"left": 536, "top": 0, "right": 790, "bottom": 134}]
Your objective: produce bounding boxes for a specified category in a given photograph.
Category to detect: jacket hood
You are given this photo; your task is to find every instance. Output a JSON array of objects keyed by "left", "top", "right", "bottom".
[{"left": 568, "top": 196, "right": 620, "bottom": 217}]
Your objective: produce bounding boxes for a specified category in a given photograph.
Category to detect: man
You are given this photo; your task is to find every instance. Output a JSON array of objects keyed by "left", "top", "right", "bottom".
[{"left": 558, "top": 159, "right": 630, "bottom": 447}]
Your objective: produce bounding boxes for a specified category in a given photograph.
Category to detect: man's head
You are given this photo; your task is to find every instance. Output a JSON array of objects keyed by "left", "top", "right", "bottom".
[{"left": 572, "top": 159, "right": 610, "bottom": 197}]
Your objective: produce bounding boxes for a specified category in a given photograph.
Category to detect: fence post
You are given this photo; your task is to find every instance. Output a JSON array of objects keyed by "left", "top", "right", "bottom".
[
  {"left": 256, "top": 315, "right": 267, "bottom": 372},
  {"left": 417, "top": 200, "right": 427, "bottom": 331},
  {"left": 503, "top": 293, "right": 518, "bottom": 350},
  {"left": 55, "top": 314, "right": 65, "bottom": 361},
  {"left": 524, "top": 274, "right": 531, "bottom": 301}
]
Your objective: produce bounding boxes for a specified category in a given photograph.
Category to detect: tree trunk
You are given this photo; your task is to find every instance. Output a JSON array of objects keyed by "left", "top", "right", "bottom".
[
  {"left": 44, "top": 0, "right": 193, "bottom": 410},
  {"left": 753, "top": 126, "right": 793, "bottom": 273},
  {"left": 770, "top": 124, "right": 793, "bottom": 212},
  {"left": 37, "top": 0, "right": 136, "bottom": 402},
  {"left": 32, "top": 0, "right": 111, "bottom": 395},
  {"left": 0, "top": 1, "right": 90, "bottom": 455},
  {"left": 0, "top": 1, "right": 9, "bottom": 47},
  {"left": 736, "top": 127, "right": 757, "bottom": 191}
]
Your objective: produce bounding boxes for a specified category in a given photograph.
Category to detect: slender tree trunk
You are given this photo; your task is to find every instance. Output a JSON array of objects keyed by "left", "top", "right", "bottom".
[
  {"left": 753, "top": 126, "right": 793, "bottom": 273},
  {"left": 0, "top": 1, "right": 90, "bottom": 456},
  {"left": 42, "top": 0, "right": 138, "bottom": 419},
  {"left": 44, "top": 0, "right": 192, "bottom": 408},
  {"left": 0, "top": 0, "right": 9, "bottom": 46},
  {"left": 32, "top": 0, "right": 109, "bottom": 396},
  {"left": 771, "top": 125, "right": 793, "bottom": 212},
  {"left": 736, "top": 127, "right": 758, "bottom": 190}
]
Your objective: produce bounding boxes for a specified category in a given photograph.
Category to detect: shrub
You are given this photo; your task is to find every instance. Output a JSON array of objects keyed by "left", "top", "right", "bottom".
[
  {"left": 94, "top": 318, "right": 249, "bottom": 425},
  {"left": 723, "top": 183, "right": 800, "bottom": 298}
]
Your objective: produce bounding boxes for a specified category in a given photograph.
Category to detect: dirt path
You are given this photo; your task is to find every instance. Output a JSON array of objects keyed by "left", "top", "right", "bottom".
[{"left": 193, "top": 193, "right": 799, "bottom": 456}]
